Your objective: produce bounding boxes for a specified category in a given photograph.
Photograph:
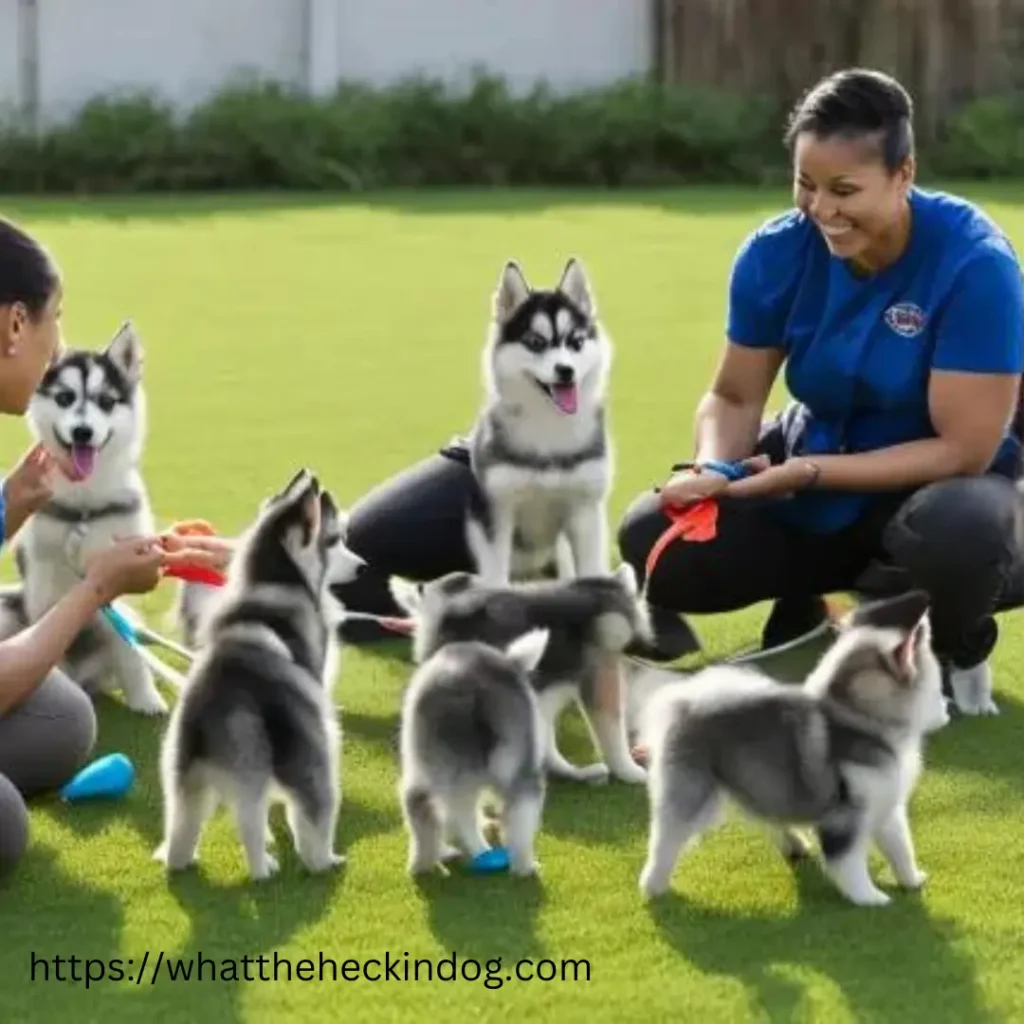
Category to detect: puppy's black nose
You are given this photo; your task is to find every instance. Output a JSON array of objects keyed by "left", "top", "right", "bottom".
[
  {"left": 71, "top": 425, "right": 94, "bottom": 445},
  {"left": 554, "top": 364, "right": 575, "bottom": 384}
]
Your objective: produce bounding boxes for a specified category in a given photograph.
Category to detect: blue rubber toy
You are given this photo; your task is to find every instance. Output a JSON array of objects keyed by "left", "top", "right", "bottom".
[
  {"left": 466, "top": 847, "right": 510, "bottom": 874},
  {"left": 60, "top": 753, "right": 135, "bottom": 802}
]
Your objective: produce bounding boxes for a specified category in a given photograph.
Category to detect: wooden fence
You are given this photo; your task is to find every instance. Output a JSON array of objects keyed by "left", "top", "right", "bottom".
[{"left": 653, "top": 0, "right": 1024, "bottom": 143}]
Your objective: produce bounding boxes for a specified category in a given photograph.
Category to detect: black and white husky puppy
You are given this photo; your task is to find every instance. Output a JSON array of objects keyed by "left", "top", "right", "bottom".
[
  {"left": 0, "top": 322, "right": 168, "bottom": 714},
  {"left": 154, "top": 469, "right": 365, "bottom": 882},
  {"left": 391, "top": 563, "right": 653, "bottom": 785},
  {"left": 466, "top": 257, "right": 613, "bottom": 586},
  {"left": 637, "top": 590, "right": 951, "bottom": 907}
]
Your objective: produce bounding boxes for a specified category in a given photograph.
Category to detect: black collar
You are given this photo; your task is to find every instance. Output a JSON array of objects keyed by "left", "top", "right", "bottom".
[{"left": 38, "top": 495, "right": 142, "bottom": 525}]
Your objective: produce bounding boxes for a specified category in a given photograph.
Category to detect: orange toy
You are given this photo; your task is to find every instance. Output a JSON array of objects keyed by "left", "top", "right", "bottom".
[{"left": 160, "top": 519, "right": 227, "bottom": 587}]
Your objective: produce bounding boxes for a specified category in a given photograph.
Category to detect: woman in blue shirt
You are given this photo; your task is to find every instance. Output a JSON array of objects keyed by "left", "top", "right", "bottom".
[
  {"left": 617, "top": 68, "right": 1024, "bottom": 716},
  {"left": 0, "top": 218, "right": 167, "bottom": 873}
]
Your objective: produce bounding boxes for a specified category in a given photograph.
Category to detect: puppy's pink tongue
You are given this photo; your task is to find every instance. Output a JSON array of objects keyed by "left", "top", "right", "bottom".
[
  {"left": 71, "top": 444, "right": 96, "bottom": 480},
  {"left": 552, "top": 383, "right": 578, "bottom": 414}
]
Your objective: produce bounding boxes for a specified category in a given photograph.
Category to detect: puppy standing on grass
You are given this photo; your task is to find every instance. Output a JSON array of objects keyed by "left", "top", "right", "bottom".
[
  {"left": 391, "top": 562, "right": 652, "bottom": 785},
  {"left": 638, "top": 590, "right": 951, "bottom": 907},
  {"left": 154, "top": 469, "right": 366, "bottom": 882},
  {"left": 399, "top": 628, "right": 551, "bottom": 876}
]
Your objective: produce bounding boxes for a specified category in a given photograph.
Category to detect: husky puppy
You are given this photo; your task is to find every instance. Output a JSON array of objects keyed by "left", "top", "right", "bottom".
[
  {"left": 153, "top": 469, "right": 365, "bottom": 881},
  {"left": 399, "top": 628, "right": 550, "bottom": 876},
  {"left": 637, "top": 589, "right": 951, "bottom": 907},
  {"left": 0, "top": 322, "right": 168, "bottom": 715},
  {"left": 390, "top": 562, "right": 653, "bottom": 785},
  {"left": 466, "top": 257, "right": 613, "bottom": 586}
]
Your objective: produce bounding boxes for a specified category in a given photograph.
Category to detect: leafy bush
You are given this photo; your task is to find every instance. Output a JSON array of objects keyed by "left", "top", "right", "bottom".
[
  {"left": 0, "top": 71, "right": 1020, "bottom": 194},
  {"left": 929, "top": 94, "right": 1024, "bottom": 179}
]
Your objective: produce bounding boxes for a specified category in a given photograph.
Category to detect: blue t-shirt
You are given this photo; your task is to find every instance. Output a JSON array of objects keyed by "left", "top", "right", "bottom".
[{"left": 726, "top": 186, "right": 1024, "bottom": 533}]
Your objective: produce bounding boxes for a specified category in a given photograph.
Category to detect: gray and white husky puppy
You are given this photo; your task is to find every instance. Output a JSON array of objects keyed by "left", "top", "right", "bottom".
[
  {"left": 637, "top": 589, "right": 951, "bottom": 907},
  {"left": 466, "top": 257, "right": 613, "bottom": 585},
  {"left": 398, "top": 627, "right": 551, "bottom": 876},
  {"left": 390, "top": 562, "right": 653, "bottom": 785},
  {"left": 0, "top": 321, "right": 168, "bottom": 714},
  {"left": 153, "top": 469, "right": 365, "bottom": 881}
]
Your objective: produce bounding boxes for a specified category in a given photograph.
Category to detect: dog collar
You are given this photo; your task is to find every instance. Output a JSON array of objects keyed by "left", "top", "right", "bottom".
[{"left": 38, "top": 496, "right": 143, "bottom": 524}]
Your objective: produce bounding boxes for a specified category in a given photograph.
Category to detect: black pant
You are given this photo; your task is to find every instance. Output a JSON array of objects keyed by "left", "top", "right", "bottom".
[
  {"left": 333, "top": 442, "right": 480, "bottom": 620},
  {"left": 334, "top": 436, "right": 1024, "bottom": 669},
  {"left": 617, "top": 473, "right": 1024, "bottom": 669}
]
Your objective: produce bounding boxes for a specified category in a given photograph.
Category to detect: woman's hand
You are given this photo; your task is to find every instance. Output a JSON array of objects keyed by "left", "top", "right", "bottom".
[
  {"left": 158, "top": 531, "right": 235, "bottom": 574},
  {"left": 722, "top": 457, "right": 819, "bottom": 500},
  {"left": 1, "top": 443, "right": 76, "bottom": 540},
  {"left": 83, "top": 536, "right": 166, "bottom": 603},
  {"left": 658, "top": 455, "right": 771, "bottom": 507}
]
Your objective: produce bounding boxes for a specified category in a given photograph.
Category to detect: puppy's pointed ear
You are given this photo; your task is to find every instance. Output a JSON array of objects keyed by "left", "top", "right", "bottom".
[
  {"left": 845, "top": 589, "right": 930, "bottom": 634},
  {"left": 494, "top": 260, "right": 530, "bottom": 322},
  {"left": 557, "top": 257, "right": 596, "bottom": 319},
  {"left": 505, "top": 628, "right": 549, "bottom": 674},
  {"left": 389, "top": 577, "right": 424, "bottom": 616},
  {"left": 105, "top": 320, "right": 143, "bottom": 386},
  {"left": 319, "top": 489, "right": 340, "bottom": 541}
]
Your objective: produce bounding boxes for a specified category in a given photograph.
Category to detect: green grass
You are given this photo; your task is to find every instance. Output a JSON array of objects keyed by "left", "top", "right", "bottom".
[{"left": 2, "top": 184, "right": 1024, "bottom": 1023}]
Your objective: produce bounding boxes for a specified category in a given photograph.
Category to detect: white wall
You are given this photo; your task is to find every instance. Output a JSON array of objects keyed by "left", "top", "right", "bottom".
[
  {"left": 0, "top": 0, "right": 652, "bottom": 128},
  {"left": 334, "top": 0, "right": 651, "bottom": 94},
  {"left": 35, "top": 0, "right": 305, "bottom": 124}
]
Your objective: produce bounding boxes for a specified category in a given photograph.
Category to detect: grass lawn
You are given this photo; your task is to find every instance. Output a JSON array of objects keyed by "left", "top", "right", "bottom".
[{"left": 1, "top": 184, "right": 1024, "bottom": 1023}]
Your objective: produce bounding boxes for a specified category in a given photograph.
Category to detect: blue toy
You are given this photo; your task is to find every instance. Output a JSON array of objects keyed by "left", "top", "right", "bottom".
[
  {"left": 465, "top": 847, "right": 511, "bottom": 874},
  {"left": 60, "top": 753, "right": 135, "bottom": 802}
]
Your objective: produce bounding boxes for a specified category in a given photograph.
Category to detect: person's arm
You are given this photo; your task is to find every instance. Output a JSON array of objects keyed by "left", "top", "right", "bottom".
[
  {"left": 726, "top": 247, "right": 1024, "bottom": 498},
  {"left": 694, "top": 344, "right": 784, "bottom": 463},
  {"left": 694, "top": 228, "right": 789, "bottom": 462},
  {"left": 0, "top": 576, "right": 109, "bottom": 715}
]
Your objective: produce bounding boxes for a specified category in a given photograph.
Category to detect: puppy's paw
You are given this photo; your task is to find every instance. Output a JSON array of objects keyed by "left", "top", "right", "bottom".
[
  {"left": 250, "top": 853, "right": 280, "bottom": 881},
  {"left": 899, "top": 868, "right": 928, "bottom": 890}
]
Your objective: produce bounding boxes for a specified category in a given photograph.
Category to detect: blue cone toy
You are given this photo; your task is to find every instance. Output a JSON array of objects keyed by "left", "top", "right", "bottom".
[{"left": 60, "top": 753, "right": 135, "bottom": 802}]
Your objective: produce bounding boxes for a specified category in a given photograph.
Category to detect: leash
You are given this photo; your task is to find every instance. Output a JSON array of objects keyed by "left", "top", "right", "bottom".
[
  {"left": 642, "top": 459, "right": 750, "bottom": 596},
  {"left": 61, "top": 520, "right": 221, "bottom": 691}
]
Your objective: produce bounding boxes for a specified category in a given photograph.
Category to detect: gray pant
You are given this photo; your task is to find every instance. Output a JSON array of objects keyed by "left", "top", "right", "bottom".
[{"left": 0, "top": 670, "right": 97, "bottom": 873}]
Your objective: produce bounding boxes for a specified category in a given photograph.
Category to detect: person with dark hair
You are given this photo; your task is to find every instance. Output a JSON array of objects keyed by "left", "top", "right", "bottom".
[
  {"left": 615, "top": 67, "right": 1024, "bottom": 712},
  {"left": 0, "top": 217, "right": 168, "bottom": 875}
]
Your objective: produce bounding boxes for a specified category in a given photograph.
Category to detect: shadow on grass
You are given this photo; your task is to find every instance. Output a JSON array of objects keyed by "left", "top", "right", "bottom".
[
  {"left": 3, "top": 180, "right": 1022, "bottom": 226},
  {"left": 0, "top": 187, "right": 794, "bottom": 225},
  {"left": 928, "top": 689, "right": 1024, "bottom": 795},
  {"left": 413, "top": 867, "right": 548, "bottom": 968},
  {"left": 647, "top": 861, "right": 994, "bottom": 1024}
]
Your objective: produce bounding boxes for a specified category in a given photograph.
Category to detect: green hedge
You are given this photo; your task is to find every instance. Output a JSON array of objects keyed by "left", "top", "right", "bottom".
[{"left": 0, "top": 73, "right": 1021, "bottom": 193}]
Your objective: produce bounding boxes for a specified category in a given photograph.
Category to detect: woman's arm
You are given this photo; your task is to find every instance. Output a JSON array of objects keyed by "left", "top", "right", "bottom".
[
  {"left": 0, "top": 577, "right": 108, "bottom": 715},
  {"left": 0, "top": 537, "right": 165, "bottom": 715},
  {"left": 694, "top": 343, "right": 785, "bottom": 463},
  {"left": 725, "top": 248, "right": 1024, "bottom": 499}
]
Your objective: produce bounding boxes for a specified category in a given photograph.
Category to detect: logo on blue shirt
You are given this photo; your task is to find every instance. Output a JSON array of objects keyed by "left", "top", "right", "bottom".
[{"left": 883, "top": 301, "right": 928, "bottom": 338}]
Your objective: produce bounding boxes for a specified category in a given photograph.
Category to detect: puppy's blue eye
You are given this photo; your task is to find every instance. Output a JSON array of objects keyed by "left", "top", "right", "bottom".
[{"left": 54, "top": 390, "right": 74, "bottom": 408}]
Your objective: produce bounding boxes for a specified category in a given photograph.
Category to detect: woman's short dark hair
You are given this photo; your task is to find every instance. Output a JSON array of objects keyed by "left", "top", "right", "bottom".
[
  {"left": 0, "top": 218, "right": 59, "bottom": 318},
  {"left": 784, "top": 68, "right": 915, "bottom": 173}
]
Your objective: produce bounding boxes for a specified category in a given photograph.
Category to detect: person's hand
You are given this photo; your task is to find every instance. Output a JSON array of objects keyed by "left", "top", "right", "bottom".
[
  {"left": 158, "top": 532, "right": 235, "bottom": 574},
  {"left": 1, "top": 443, "right": 76, "bottom": 540},
  {"left": 722, "top": 457, "right": 819, "bottom": 501},
  {"left": 657, "top": 455, "right": 771, "bottom": 508},
  {"left": 83, "top": 536, "right": 166, "bottom": 603}
]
